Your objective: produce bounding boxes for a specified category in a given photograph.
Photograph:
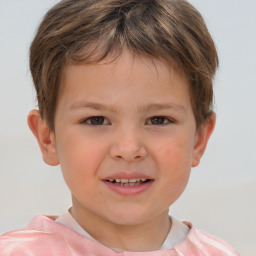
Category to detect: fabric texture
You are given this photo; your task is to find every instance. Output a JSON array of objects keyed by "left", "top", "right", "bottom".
[{"left": 0, "top": 215, "right": 241, "bottom": 256}]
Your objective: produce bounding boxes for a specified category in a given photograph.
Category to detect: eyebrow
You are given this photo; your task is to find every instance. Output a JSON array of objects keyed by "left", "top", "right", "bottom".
[
  {"left": 70, "top": 102, "right": 118, "bottom": 113},
  {"left": 138, "top": 103, "right": 186, "bottom": 113},
  {"left": 70, "top": 101, "right": 187, "bottom": 114}
]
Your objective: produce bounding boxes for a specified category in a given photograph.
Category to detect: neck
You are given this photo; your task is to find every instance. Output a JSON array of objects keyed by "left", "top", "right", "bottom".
[{"left": 70, "top": 198, "right": 171, "bottom": 252}]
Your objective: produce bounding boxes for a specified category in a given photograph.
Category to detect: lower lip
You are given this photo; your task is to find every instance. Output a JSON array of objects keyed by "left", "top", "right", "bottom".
[{"left": 103, "top": 180, "right": 154, "bottom": 196}]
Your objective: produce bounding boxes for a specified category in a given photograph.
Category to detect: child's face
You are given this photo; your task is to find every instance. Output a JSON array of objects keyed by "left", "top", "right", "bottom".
[{"left": 45, "top": 50, "right": 212, "bottom": 226}]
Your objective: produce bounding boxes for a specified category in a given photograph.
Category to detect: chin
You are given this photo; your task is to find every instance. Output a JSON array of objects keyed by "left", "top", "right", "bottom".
[{"left": 104, "top": 208, "right": 155, "bottom": 226}]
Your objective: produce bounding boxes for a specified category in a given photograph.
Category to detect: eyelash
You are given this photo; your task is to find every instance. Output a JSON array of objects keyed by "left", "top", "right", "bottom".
[
  {"left": 81, "top": 116, "right": 175, "bottom": 126},
  {"left": 146, "top": 116, "right": 174, "bottom": 125},
  {"left": 81, "top": 116, "right": 110, "bottom": 126}
]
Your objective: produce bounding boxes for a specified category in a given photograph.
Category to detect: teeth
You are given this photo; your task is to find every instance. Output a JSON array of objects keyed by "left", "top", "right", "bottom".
[{"left": 108, "top": 178, "right": 148, "bottom": 183}]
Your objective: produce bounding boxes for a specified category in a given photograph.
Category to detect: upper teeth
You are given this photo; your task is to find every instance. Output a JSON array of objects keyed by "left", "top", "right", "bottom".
[{"left": 108, "top": 178, "right": 147, "bottom": 183}]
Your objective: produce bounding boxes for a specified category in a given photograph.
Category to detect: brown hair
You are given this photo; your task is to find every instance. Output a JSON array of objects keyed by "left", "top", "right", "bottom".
[{"left": 30, "top": 0, "right": 218, "bottom": 131}]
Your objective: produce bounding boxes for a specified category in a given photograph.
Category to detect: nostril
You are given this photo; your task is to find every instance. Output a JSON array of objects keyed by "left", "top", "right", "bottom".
[
  {"left": 115, "top": 154, "right": 145, "bottom": 161},
  {"left": 109, "top": 142, "right": 147, "bottom": 162}
]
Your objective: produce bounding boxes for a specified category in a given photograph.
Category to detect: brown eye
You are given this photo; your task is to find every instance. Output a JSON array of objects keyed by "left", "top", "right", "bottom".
[
  {"left": 147, "top": 116, "right": 172, "bottom": 125},
  {"left": 84, "top": 116, "right": 108, "bottom": 125},
  {"left": 151, "top": 117, "right": 165, "bottom": 125}
]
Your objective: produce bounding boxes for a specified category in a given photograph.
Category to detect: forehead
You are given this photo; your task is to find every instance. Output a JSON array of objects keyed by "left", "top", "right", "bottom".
[
  {"left": 58, "top": 50, "right": 191, "bottom": 110},
  {"left": 63, "top": 50, "right": 187, "bottom": 90}
]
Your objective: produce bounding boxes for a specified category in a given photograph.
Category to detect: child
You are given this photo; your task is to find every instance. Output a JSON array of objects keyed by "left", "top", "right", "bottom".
[{"left": 0, "top": 0, "right": 241, "bottom": 255}]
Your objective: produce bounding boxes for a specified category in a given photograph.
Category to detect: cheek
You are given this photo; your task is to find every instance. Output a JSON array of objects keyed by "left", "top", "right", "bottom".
[
  {"left": 153, "top": 133, "right": 194, "bottom": 194},
  {"left": 159, "top": 134, "right": 195, "bottom": 169},
  {"left": 157, "top": 138, "right": 192, "bottom": 199},
  {"left": 56, "top": 132, "right": 108, "bottom": 183}
]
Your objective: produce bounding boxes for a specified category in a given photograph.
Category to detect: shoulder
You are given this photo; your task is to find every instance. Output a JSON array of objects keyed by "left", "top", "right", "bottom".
[
  {"left": 0, "top": 215, "right": 71, "bottom": 255},
  {"left": 0, "top": 215, "right": 116, "bottom": 256},
  {"left": 174, "top": 225, "right": 241, "bottom": 256}
]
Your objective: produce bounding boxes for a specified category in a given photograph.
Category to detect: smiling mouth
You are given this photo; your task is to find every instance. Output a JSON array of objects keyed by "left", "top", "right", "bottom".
[{"left": 106, "top": 178, "right": 151, "bottom": 187}]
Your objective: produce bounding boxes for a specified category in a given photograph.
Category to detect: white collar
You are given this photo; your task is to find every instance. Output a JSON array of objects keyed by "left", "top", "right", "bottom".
[{"left": 55, "top": 211, "right": 189, "bottom": 250}]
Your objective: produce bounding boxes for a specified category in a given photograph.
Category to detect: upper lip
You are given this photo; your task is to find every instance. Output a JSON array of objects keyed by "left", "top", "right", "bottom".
[{"left": 102, "top": 172, "right": 154, "bottom": 181}]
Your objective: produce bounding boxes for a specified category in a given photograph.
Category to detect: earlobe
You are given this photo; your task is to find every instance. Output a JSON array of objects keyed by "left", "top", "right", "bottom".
[
  {"left": 192, "top": 114, "right": 216, "bottom": 167},
  {"left": 27, "top": 110, "right": 59, "bottom": 166}
]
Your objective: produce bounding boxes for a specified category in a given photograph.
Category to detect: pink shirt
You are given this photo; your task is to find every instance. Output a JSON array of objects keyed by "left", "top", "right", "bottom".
[{"left": 0, "top": 215, "right": 240, "bottom": 256}]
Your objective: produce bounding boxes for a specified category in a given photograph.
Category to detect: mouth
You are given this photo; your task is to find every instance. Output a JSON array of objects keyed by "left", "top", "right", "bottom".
[
  {"left": 106, "top": 178, "right": 151, "bottom": 187},
  {"left": 103, "top": 176, "right": 154, "bottom": 196}
]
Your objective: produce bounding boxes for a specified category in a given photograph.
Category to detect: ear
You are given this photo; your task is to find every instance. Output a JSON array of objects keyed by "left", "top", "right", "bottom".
[
  {"left": 192, "top": 114, "right": 216, "bottom": 167},
  {"left": 27, "top": 110, "right": 59, "bottom": 166}
]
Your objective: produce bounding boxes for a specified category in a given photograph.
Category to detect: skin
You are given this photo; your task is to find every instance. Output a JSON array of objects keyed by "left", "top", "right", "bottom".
[{"left": 28, "top": 50, "right": 215, "bottom": 252}]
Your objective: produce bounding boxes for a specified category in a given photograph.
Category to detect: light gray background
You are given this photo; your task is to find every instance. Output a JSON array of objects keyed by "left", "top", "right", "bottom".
[{"left": 0, "top": 1, "right": 255, "bottom": 255}]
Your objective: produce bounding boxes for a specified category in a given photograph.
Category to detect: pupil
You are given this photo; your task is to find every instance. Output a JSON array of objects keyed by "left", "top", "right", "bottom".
[
  {"left": 152, "top": 117, "right": 164, "bottom": 124},
  {"left": 91, "top": 117, "right": 104, "bottom": 125}
]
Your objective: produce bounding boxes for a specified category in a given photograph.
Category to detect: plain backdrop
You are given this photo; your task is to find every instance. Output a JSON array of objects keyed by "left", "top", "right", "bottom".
[{"left": 0, "top": 1, "right": 255, "bottom": 255}]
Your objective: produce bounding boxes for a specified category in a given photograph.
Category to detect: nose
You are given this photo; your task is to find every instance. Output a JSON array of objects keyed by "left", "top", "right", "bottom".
[{"left": 109, "top": 127, "right": 147, "bottom": 162}]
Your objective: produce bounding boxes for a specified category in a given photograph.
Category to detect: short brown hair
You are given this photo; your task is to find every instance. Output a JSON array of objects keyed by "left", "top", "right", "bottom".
[{"left": 30, "top": 0, "right": 218, "bottom": 131}]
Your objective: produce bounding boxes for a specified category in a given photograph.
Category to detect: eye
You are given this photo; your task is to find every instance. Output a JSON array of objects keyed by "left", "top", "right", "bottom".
[
  {"left": 146, "top": 116, "right": 173, "bottom": 125},
  {"left": 82, "top": 116, "right": 109, "bottom": 126}
]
